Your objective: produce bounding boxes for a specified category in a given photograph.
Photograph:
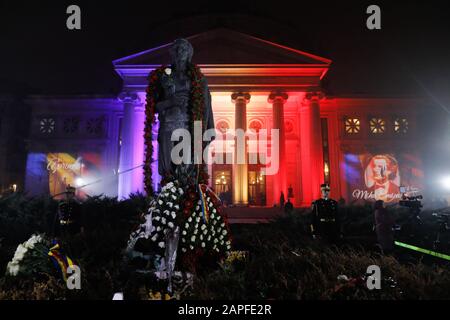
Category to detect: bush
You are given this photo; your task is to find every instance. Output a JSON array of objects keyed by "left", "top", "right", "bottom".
[
  {"left": 0, "top": 193, "right": 147, "bottom": 299},
  {"left": 1, "top": 195, "right": 449, "bottom": 300},
  {"left": 191, "top": 211, "right": 450, "bottom": 300}
]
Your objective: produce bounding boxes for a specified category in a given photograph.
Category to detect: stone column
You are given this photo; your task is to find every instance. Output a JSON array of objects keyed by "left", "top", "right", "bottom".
[
  {"left": 231, "top": 92, "right": 251, "bottom": 205},
  {"left": 118, "top": 92, "right": 145, "bottom": 199},
  {"left": 268, "top": 90, "right": 288, "bottom": 206},
  {"left": 301, "top": 92, "right": 324, "bottom": 204}
]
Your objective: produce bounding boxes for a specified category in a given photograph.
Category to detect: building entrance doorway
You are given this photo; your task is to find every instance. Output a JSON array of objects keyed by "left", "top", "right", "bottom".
[
  {"left": 248, "top": 168, "right": 266, "bottom": 206},
  {"left": 213, "top": 167, "right": 232, "bottom": 206}
]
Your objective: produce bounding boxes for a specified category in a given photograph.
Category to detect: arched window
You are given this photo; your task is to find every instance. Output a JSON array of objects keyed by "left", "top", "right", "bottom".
[
  {"left": 249, "top": 120, "right": 263, "bottom": 133},
  {"left": 285, "top": 120, "right": 294, "bottom": 134},
  {"left": 215, "top": 120, "right": 230, "bottom": 134}
]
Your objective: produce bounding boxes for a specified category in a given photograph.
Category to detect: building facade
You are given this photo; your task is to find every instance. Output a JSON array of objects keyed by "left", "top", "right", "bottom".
[{"left": 5, "top": 29, "right": 437, "bottom": 206}]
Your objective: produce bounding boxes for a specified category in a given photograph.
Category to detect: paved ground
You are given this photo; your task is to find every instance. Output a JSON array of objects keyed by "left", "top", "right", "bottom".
[{"left": 223, "top": 206, "right": 286, "bottom": 224}]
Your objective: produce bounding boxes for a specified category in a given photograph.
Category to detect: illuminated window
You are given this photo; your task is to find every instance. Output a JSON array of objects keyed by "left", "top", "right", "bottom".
[
  {"left": 344, "top": 118, "right": 361, "bottom": 134},
  {"left": 394, "top": 118, "right": 409, "bottom": 134},
  {"left": 369, "top": 118, "right": 386, "bottom": 134},
  {"left": 324, "top": 162, "right": 330, "bottom": 177},
  {"left": 214, "top": 170, "right": 231, "bottom": 195},
  {"left": 40, "top": 118, "right": 55, "bottom": 134}
]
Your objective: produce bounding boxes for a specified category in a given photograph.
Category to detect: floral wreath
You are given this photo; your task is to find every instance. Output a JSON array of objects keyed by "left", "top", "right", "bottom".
[
  {"left": 144, "top": 63, "right": 209, "bottom": 196},
  {"left": 125, "top": 176, "right": 232, "bottom": 275}
]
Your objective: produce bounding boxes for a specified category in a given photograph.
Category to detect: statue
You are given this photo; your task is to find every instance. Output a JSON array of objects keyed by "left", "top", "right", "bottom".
[
  {"left": 126, "top": 39, "right": 231, "bottom": 293},
  {"left": 152, "top": 38, "right": 215, "bottom": 181}
]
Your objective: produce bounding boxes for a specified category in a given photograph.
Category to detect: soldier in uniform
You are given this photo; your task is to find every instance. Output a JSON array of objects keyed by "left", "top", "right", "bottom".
[
  {"left": 55, "top": 185, "right": 83, "bottom": 237},
  {"left": 310, "top": 184, "right": 341, "bottom": 243}
]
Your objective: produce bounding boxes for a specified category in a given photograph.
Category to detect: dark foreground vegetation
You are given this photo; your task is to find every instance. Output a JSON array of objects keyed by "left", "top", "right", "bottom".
[{"left": 0, "top": 193, "right": 449, "bottom": 300}]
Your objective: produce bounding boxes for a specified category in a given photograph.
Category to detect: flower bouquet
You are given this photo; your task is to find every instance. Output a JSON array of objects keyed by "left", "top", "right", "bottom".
[
  {"left": 5, "top": 234, "right": 76, "bottom": 283},
  {"left": 6, "top": 234, "right": 53, "bottom": 278}
]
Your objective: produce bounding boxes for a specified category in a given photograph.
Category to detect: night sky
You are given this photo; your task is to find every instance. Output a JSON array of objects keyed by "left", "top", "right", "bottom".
[{"left": 1, "top": 0, "right": 450, "bottom": 106}]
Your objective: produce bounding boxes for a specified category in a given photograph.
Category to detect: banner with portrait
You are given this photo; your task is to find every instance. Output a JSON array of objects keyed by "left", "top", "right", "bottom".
[
  {"left": 344, "top": 153, "right": 424, "bottom": 203},
  {"left": 25, "top": 152, "right": 103, "bottom": 199}
]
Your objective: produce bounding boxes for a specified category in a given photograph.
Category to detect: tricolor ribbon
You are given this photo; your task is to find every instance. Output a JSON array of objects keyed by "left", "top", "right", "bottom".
[
  {"left": 198, "top": 184, "right": 209, "bottom": 224},
  {"left": 203, "top": 184, "right": 221, "bottom": 203},
  {"left": 48, "top": 243, "right": 75, "bottom": 281},
  {"left": 197, "top": 184, "right": 223, "bottom": 224}
]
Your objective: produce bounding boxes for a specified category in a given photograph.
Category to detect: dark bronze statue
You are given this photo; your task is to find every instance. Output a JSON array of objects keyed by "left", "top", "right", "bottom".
[{"left": 154, "top": 39, "right": 214, "bottom": 177}]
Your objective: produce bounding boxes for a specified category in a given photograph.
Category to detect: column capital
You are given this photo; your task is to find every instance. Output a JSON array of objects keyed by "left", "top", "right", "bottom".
[
  {"left": 118, "top": 91, "right": 141, "bottom": 104},
  {"left": 231, "top": 92, "right": 251, "bottom": 104},
  {"left": 304, "top": 91, "right": 325, "bottom": 102},
  {"left": 268, "top": 90, "right": 288, "bottom": 104}
]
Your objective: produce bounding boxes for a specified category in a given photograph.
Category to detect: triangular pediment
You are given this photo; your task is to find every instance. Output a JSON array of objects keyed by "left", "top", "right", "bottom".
[{"left": 113, "top": 28, "right": 331, "bottom": 66}]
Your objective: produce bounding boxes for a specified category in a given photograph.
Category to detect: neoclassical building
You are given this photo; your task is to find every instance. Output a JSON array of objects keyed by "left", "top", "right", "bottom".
[{"left": 7, "top": 28, "right": 432, "bottom": 206}]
